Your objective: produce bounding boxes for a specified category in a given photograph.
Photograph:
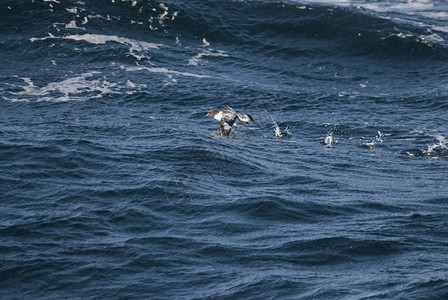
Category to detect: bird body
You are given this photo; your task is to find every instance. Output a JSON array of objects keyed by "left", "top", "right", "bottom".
[{"left": 206, "top": 106, "right": 254, "bottom": 136}]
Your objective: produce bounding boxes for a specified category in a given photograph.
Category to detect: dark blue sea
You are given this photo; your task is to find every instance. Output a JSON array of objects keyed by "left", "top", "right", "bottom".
[{"left": 1, "top": 0, "right": 448, "bottom": 299}]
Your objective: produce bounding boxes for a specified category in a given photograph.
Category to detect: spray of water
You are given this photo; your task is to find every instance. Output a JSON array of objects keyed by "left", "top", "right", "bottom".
[
  {"left": 269, "top": 115, "right": 291, "bottom": 138},
  {"left": 406, "top": 132, "right": 448, "bottom": 158},
  {"left": 323, "top": 124, "right": 339, "bottom": 146},
  {"left": 362, "top": 130, "right": 384, "bottom": 149},
  {"left": 323, "top": 131, "right": 338, "bottom": 146},
  {"left": 422, "top": 135, "right": 448, "bottom": 156}
]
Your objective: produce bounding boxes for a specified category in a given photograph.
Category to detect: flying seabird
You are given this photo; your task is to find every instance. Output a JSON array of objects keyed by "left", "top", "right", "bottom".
[{"left": 206, "top": 106, "right": 254, "bottom": 136}]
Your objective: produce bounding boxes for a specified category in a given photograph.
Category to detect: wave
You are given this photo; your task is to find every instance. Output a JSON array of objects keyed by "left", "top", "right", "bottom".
[
  {"left": 163, "top": 0, "right": 448, "bottom": 60},
  {"left": 4, "top": 0, "right": 448, "bottom": 63}
]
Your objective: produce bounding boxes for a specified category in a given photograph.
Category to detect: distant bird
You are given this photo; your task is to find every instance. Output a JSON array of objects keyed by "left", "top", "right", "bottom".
[{"left": 206, "top": 106, "right": 254, "bottom": 136}]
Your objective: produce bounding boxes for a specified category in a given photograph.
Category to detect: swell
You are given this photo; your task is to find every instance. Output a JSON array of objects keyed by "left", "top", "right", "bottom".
[
  {"left": 164, "top": 0, "right": 448, "bottom": 60},
  {"left": 4, "top": 0, "right": 447, "bottom": 60},
  {"left": 4, "top": 0, "right": 447, "bottom": 69}
]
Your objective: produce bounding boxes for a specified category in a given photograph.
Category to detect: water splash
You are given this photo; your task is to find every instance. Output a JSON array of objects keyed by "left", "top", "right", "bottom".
[
  {"left": 376, "top": 130, "right": 385, "bottom": 143},
  {"left": 269, "top": 115, "right": 291, "bottom": 138},
  {"left": 361, "top": 130, "right": 385, "bottom": 149},
  {"left": 323, "top": 131, "right": 338, "bottom": 146},
  {"left": 323, "top": 124, "right": 339, "bottom": 146},
  {"left": 407, "top": 135, "right": 448, "bottom": 158}
]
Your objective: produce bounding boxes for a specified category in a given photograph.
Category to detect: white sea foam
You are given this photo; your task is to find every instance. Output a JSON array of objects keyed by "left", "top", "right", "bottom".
[
  {"left": 126, "top": 80, "right": 136, "bottom": 88},
  {"left": 4, "top": 72, "right": 118, "bottom": 102},
  {"left": 126, "top": 66, "right": 210, "bottom": 78},
  {"left": 65, "top": 20, "right": 84, "bottom": 30},
  {"left": 159, "top": 3, "right": 169, "bottom": 23},
  {"left": 30, "top": 33, "right": 162, "bottom": 61},
  {"left": 299, "top": 0, "right": 434, "bottom": 13},
  {"left": 66, "top": 7, "right": 78, "bottom": 14},
  {"left": 187, "top": 39, "right": 229, "bottom": 66},
  {"left": 188, "top": 51, "right": 229, "bottom": 66},
  {"left": 297, "top": 0, "right": 448, "bottom": 35}
]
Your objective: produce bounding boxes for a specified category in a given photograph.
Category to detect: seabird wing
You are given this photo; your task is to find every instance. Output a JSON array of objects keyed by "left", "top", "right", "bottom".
[
  {"left": 237, "top": 113, "right": 254, "bottom": 123},
  {"left": 224, "top": 106, "right": 236, "bottom": 113}
]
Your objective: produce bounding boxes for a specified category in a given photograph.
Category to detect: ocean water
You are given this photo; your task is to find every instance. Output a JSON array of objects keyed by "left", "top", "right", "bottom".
[{"left": 1, "top": 0, "right": 448, "bottom": 298}]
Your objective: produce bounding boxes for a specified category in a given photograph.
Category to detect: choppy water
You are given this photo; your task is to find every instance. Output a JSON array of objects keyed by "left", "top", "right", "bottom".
[{"left": 1, "top": 0, "right": 448, "bottom": 299}]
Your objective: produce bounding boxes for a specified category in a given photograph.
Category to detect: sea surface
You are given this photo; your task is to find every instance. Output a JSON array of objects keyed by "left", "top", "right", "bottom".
[{"left": 1, "top": 0, "right": 448, "bottom": 299}]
